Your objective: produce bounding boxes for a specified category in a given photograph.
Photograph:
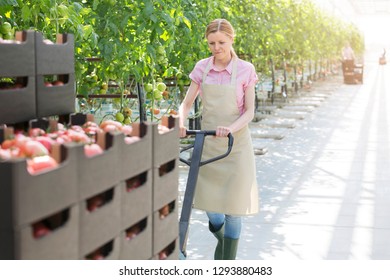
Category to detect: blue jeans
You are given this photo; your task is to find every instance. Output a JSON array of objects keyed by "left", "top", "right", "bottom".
[{"left": 207, "top": 212, "right": 242, "bottom": 239}]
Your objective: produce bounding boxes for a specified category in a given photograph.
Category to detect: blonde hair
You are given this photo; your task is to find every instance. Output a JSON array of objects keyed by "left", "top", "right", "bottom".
[{"left": 205, "top": 19, "right": 237, "bottom": 57}]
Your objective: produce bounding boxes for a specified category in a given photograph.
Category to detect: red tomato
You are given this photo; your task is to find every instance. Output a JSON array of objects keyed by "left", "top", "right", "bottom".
[
  {"left": 159, "top": 204, "right": 170, "bottom": 219},
  {"left": 126, "top": 177, "right": 142, "bottom": 192},
  {"left": 85, "top": 249, "right": 104, "bottom": 260},
  {"left": 120, "top": 125, "right": 133, "bottom": 136},
  {"left": 83, "top": 121, "right": 99, "bottom": 128},
  {"left": 125, "top": 224, "right": 141, "bottom": 240},
  {"left": 0, "top": 148, "right": 11, "bottom": 160},
  {"left": 29, "top": 128, "right": 46, "bottom": 137},
  {"left": 102, "top": 124, "right": 117, "bottom": 133},
  {"left": 100, "top": 120, "right": 122, "bottom": 130},
  {"left": 169, "top": 109, "right": 178, "bottom": 115},
  {"left": 23, "top": 140, "right": 49, "bottom": 157},
  {"left": 1, "top": 139, "right": 15, "bottom": 149},
  {"left": 13, "top": 83, "right": 23, "bottom": 89},
  {"left": 52, "top": 80, "right": 64, "bottom": 86},
  {"left": 56, "top": 134, "right": 72, "bottom": 144},
  {"left": 159, "top": 250, "right": 168, "bottom": 260},
  {"left": 87, "top": 194, "right": 105, "bottom": 212},
  {"left": 35, "top": 136, "right": 55, "bottom": 152},
  {"left": 32, "top": 222, "right": 51, "bottom": 239},
  {"left": 57, "top": 123, "right": 65, "bottom": 131},
  {"left": 150, "top": 107, "right": 160, "bottom": 115},
  {"left": 67, "top": 129, "right": 90, "bottom": 143},
  {"left": 92, "top": 253, "right": 104, "bottom": 260},
  {"left": 124, "top": 136, "right": 140, "bottom": 145},
  {"left": 83, "top": 121, "right": 102, "bottom": 135},
  {"left": 13, "top": 134, "right": 29, "bottom": 154},
  {"left": 70, "top": 125, "right": 84, "bottom": 132},
  {"left": 27, "top": 155, "right": 58, "bottom": 174},
  {"left": 84, "top": 143, "right": 103, "bottom": 157}
]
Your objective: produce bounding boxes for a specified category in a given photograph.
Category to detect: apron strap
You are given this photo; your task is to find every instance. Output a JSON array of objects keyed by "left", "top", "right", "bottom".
[
  {"left": 230, "top": 58, "right": 237, "bottom": 87},
  {"left": 202, "top": 59, "right": 213, "bottom": 84}
]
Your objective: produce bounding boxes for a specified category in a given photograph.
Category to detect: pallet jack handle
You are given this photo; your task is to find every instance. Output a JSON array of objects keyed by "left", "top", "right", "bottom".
[
  {"left": 178, "top": 130, "right": 234, "bottom": 259},
  {"left": 179, "top": 130, "right": 234, "bottom": 166}
]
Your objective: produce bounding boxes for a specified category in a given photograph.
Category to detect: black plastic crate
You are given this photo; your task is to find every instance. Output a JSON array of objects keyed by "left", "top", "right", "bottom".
[
  {"left": 0, "top": 76, "right": 36, "bottom": 124},
  {"left": 0, "top": 30, "right": 35, "bottom": 77},
  {"left": 35, "top": 73, "right": 75, "bottom": 118},
  {"left": 35, "top": 33, "right": 74, "bottom": 75},
  {"left": 0, "top": 143, "right": 79, "bottom": 228}
]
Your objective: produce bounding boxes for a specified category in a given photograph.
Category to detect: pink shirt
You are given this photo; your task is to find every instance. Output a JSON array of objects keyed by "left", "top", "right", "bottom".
[{"left": 189, "top": 56, "right": 258, "bottom": 115}]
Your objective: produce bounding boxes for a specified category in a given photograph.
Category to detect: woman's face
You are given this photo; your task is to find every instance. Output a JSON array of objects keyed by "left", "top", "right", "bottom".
[{"left": 207, "top": 31, "right": 233, "bottom": 61}]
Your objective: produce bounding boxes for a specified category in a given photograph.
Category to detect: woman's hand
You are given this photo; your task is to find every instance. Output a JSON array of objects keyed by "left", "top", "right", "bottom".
[
  {"left": 216, "top": 126, "right": 231, "bottom": 137},
  {"left": 179, "top": 126, "right": 187, "bottom": 138},
  {"left": 178, "top": 81, "right": 200, "bottom": 139}
]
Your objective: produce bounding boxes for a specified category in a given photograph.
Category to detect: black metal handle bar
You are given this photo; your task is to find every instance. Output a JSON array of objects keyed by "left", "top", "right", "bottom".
[{"left": 179, "top": 130, "right": 234, "bottom": 167}]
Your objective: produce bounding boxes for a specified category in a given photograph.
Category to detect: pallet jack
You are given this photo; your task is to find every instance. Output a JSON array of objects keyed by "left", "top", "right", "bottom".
[{"left": 178, "top": 130, "right": 234, "bottom": 259}]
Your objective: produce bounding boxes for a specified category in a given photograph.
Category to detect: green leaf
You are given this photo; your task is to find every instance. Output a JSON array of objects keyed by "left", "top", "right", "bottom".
[
  {"left": 143, "top": 1, "right": 154, "bottom": 17},
  {"left": 82, "top": 24, "right": 93, "bottom": 38},
  {"left": 92, "top": 0, "right": 99, "bottom": 10},
  {"left": 160, "top": 30, "right": 170, "bottom": 41},
  {"left": 20, "top": 5, "right": 31, "bottom": 22},
  {"left": 57, "top": 4, "right": 68, "bottom": 17},
  {"left": 182, "top": 16, "right": 191, "bottom": 29},
  {"left": 150, "top": 14, "right": 157, "bottom": 23},
  {"left": 146, "top": 44, "right": 156, "bottom": 60}
]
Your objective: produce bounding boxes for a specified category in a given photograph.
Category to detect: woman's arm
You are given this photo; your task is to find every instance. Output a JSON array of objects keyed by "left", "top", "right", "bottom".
[
  {"left": 216, "top": 84, "right": 256, "bottom": 137},
  {"left": 178, "top": 80, "right": 200, "bottom": 137}
]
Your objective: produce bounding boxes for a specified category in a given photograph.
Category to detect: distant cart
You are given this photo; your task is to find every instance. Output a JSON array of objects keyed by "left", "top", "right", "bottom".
[{"left": 342, "top": 60, "right": 363, "bottom": 84}]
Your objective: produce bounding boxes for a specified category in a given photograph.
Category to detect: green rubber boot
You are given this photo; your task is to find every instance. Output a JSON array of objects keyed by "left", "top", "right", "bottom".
[
  {"left": 209, "top": 222, "right": 224, "bottom": 260},
  {"left": 223, "top": 237, "right": 239, "bottom": 260}
]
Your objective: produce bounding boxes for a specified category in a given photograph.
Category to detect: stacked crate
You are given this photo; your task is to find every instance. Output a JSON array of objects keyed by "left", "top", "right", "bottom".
[
  {"left": 0, "top": 117, "right": 180, "bottom": 260},
  {"left": 35, "top": 32, "right": 75, "bottom": 118},
  {"left": 0, "top": 30, "right": 180, "bottom": 260},
  {"left": 118, "top": 122, "right": 153, "bottom": 260},
  {"left": 77, "top": 131, "right": 122, "bottom": 260},
  {"left": 0, "top": 142, "right": 80, "bottom": 259},
  {"left": 0, "top": 30, "right": 36, "bottom": 124},
  {"left": 0, "top": 31, "right": 79, "bottom": 259},
  {"left": 0, "top": 31, "right": 75, "bottom": 124},
  {"left": 76, "top": 118, "right": 179, "bottom": 260},
  {"left": 152, "top": 116, "right": 180, "bottom": 260},
  {"left": 73, "top": 121, "right": 156, "bottom": 260}
]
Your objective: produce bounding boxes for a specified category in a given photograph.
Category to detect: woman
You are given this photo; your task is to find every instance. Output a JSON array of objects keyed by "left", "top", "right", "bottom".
[
  {"left": 341, "top": 41, "right": 355, "bottom": 61},
  {"left": 178, "top": 19, "right": 259, "bottom": 260},
  {"left": 341, "top": 41, "right": 356, "bottom": 74}
]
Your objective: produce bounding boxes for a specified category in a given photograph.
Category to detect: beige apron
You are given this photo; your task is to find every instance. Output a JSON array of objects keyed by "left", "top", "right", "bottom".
[{"left": 194, "top": 58, "right": 259, "bottom": 216}]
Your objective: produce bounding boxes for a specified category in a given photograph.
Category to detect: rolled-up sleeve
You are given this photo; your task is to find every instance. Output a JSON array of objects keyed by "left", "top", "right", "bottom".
[
  {"left": 244, "top": 63, "right": 258, "bottom": 90},
  {"left": 189, "top": 66, "right": 201, "bottom": 85},
  {"left": 189, "top": 58, "right": 209, "bottom": 85}
]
